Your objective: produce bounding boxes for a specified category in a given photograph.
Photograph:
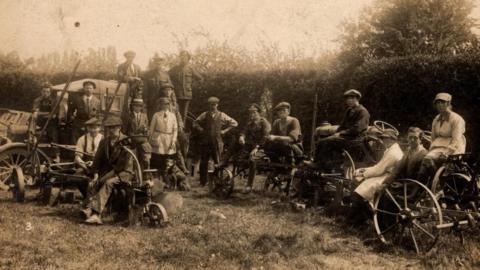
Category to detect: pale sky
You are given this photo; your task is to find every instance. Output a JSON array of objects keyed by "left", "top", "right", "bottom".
[{"left": 1, "top": 0, "right": 479, "bottom": 67}]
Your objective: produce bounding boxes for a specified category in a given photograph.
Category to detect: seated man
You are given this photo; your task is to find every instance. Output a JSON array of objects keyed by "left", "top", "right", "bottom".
[
  {"left": 264, "top": 102, "right": 303, "bottom": 164},
  {"left": 348, "top": 129, "right": 404, "bottom": 224},
  {"left": 81, "top": 116, "right": 134, "bottom": 225},
  {"left": 74, "top": 117, "right": 103, "bottom": 200},
  {"left": 398, "top": 127, "right": 428, "bottom": 179},
  {"left": 315, "top": 89, "right": 370, "bottom": 169},
  {"left": 221, "top": 103, "right": 271, "bottom": 193}
]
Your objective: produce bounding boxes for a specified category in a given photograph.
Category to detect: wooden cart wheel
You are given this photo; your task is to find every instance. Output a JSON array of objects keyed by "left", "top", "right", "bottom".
[
  {"left": 0, "top": 144, "right": 48, "bottom": 187},
  {"left": 373, "top": 179, "right": 443, "bottom": 254},
  {"left": 146, "top": 202, "right": 169, "bottom": 227},
  {"left": 210, "top": 167, "right": 234, "bottom": 198},
  {"left": 10, "top": 166, "right": 25, "bottom": 202}
]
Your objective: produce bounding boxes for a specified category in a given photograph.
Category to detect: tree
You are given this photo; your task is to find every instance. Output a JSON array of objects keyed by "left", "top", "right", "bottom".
[{"left": 338, "top": 0, "right": 478, "bottom": 63}]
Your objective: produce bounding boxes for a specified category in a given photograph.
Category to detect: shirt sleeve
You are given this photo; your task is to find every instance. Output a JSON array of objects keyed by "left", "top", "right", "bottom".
[
  {"left": 288, "top": 118, "right": 301, "bottom": 142},
  {"left": 364, "top": 146, "right": 402, "bottom": 178},
  {"left": 75, "top": 136, "right": 85, "bottom": 158},
  {"left": 448, "top": 114, "right": 466, "bottom": 154},
  {"left": 221, "top": 112, "right": 238, "bottom": 127}
]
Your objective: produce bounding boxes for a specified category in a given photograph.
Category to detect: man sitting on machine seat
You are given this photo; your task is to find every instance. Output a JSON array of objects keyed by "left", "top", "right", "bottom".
[
  {"left": 314, "top": 89, "right": 370, "bottom": 170},
  {"left": 348, "top": 129, "right": 404, "bottom": 224}
]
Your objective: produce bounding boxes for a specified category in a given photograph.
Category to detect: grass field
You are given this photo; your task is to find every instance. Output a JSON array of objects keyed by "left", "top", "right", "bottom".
[{"left": 1, "top": 178, "right": 480, "bottom": 270}]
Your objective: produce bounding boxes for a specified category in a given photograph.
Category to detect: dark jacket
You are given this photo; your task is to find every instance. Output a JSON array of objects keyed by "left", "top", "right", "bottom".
[
  {"left": 241, "top": 117, "right": 271, "bottom": 146},
  {"left": 33, "top": 95, "right": 60, "bottom": 126},
  {"left": 168, "top": 64, "right": 203, "bottom": 100},
  {"left": 67, "top": 95, "right": 101, "bottom": 127},
  {"left": 90, "top": 133, "right": 134, "bottom": 182},
  {"left": 125, "top": 111, "right": 149, "bottom": 143},
  {"left": 117, "top": 62, "right": 142, "bottom": 82},
  {"left": 338, "top": 104, "right": 370, "bottom": 138},
  {"left": 143, "top": 69, "right": 173, "bottom": 112}
]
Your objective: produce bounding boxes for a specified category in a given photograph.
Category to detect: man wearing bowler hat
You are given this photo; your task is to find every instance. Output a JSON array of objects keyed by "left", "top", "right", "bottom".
[
  {"left": 314, "top": 89, "right": 370, "bottom": 170},
  {"left": 193, "top": 97, "right": 238, "bottom": 186},
  {"left": 82, "top": 115, "right": 134, "bottom": 224},
  {"left": 68, "top": 80, "right": 101, "bottom": 144}
]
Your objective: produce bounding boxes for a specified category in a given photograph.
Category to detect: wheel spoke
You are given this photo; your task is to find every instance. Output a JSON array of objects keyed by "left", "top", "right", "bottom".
[
  {"left": 403, "top": 183, "right": 408, "bottom": 209},
  {"left": 375, "top": 208, "right": 400, "bottom": 216},
  {"left": 412, "top": 220, "right": 436, "bottom": 240},
  {"left": 380, "top": 221, "right": 401, "bottom": 235},
  {"left": 385, "top": 188, "right": 402, "bottom": 210},
  {"left": 445, "top": 183, "right": 460, "bottom": 196},
  {"left": 0, "top": 157, "right": 12, "bottom": 168},
  {"left": 409, "top": 228, "right": 420, "bottom": 254}
]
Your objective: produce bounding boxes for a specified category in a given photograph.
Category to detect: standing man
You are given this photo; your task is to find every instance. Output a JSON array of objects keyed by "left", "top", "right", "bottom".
[
  {"left": 125, "top": 98, "right": 151, "bottom": 171},
  {"left": 169, "top": 50, "right": 203, "bottom": 121},
  {"left": 32, "top": 82, "right": 60, "bottom": 162},
  {"left": 193, "top": 97, "right": 238, "bottom": 186},
  {"left": 81, "top": 116, "right": 134, "bottom": 224},
  {"left": 68, "top": 81, "right": 101, "bottom": 144},
  {"left": 117, "top": 50, "right": 143, "bottom": 99},
  {"left": 144, "top": 53, "right": 173, "bottom": 121},
  {"left": 314, "top": 89, "right": 370, "bottom": 169}
]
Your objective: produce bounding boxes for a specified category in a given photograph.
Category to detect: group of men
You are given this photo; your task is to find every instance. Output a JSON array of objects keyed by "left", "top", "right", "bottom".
[{"left": 32, "top": 49, "right": 466, "bottom": 225}]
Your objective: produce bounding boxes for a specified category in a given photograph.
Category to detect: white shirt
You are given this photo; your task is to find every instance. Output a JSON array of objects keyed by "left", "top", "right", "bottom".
[{"left": 75, "top": 133, "right": 103, "bottom": 158}]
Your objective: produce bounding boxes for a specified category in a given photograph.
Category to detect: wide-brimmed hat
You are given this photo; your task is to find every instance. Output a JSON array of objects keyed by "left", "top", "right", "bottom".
[{"left": 85, "top": 117, "right": 101, "bottom": 126}]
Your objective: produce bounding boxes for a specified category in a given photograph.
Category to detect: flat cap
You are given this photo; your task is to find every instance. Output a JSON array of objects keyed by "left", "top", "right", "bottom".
[
  {"left": 343, "top": 89, "right": 362, "bottom": 99},
  {"left": 207, "top": 96, "right": 220, "bottom": 104},
  {"left": 248, "top": 103, "right": 262, "bottom": 112},
  {"left": 82, "top": 80, "right": 96, "bottom": 89},
  {"left": 152, "top": 53, "right": 164, "bottom": 62},
  {"left": 41, "top": 82, "right": 52, "bottom": 88},
  {"left": 379, "top": 128, "right": 398, "bottom": 140},
  {"left": 434, "top": 92, "right": 452, "bottom": 103},
  {"left": 85, "top": 117, "right": 101, "bottom": 126},
  {"left": 124, "top": 50, "right": 136, "bottom": 58},
  {"left": 274, "top": 101, "right": 291, "bottom": 111},
  {"left": 132, "top": 98, "right": 144, "bottom": 105},
  {"left": 157, "top": 97, "right": 170, "bottom": 104},
  {"left": 103, "top": 116, "right": 123, "bottom": 127}
]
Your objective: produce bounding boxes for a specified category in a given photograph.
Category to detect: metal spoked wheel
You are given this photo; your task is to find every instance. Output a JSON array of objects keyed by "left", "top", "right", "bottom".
[
  {"left": 146, "top": 202, "right": 169, "bottom": 227},
  {"left": 9, "top": 166, "right": 26, "bottom": 202},
  {"left": 210, "top": 167, "right": 235, "bottom": 199},
  {"left": 373, "top": 179, "right": 443, "bottom": 254}
]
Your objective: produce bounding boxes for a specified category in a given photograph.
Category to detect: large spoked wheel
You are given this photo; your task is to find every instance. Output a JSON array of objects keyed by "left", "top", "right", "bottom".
[
  {"left": 431, "top": 166, "right": 475, "bottom": 204},
  {"left": 9, "top": 167, "right": 26, "bottom": 202},
  {"left": 373, "top": 120, "right": 399, "bottom": 136},
  {"left": 210, "top": 167, "right": 235, "bottom": 198},
  {"left": 373, "top": 179, "right": 443, "bottom": 254},
  {"left": 146, "top": 202, "right": 169, "bottom": 227},
  {"left": 0, "top": 144, "right": 48, "bottom": 189}
]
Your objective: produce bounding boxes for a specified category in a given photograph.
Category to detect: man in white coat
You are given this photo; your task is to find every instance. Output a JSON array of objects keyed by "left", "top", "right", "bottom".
[{"left": 348, "top": 129, "right": 404, "bottom": 224}]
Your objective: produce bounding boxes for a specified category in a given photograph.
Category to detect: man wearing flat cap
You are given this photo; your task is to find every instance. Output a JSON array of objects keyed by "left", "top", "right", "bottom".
[
  {"left": 117, "top": 50, "right": 142, "bottom": 84},
  {"left": 144, "top": 53, "right": 174, "bottom": 120},
  {"left": 418, "top": 92, "right": 466, "bottom": 183},
  {"left": 348, "top": 128, "right": 404, "bottom": 224},
  {"left": 221, "top": 103, "right": 271, "bottom": 193},
  {"left": 125, "top": 98, "right": 151, "bottom": 170},
  {"left": 264, "top": 102, "right": 303, "bottom": 164},
  {"left": 32, "top": 81, "right": 61, "bottom": 162},
  {"left": 82, "top": 115, "right": 134, "bottom": 224},
  {"left": 67, "top": 80, "right": 101, "bottom": 144},
  {"left": 169, "top": 50, "right": 204, "bottom": 122},
  {"left": 314, "top": 89, "right": 370, "bottom": 169},
  {"left": 193, "top": 97, "right": 238, "bottom": 186}
]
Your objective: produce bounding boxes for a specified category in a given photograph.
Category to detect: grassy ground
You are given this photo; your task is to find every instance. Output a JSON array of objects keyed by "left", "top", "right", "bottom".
[{"left": 1, "top": 178, "right": 480, "bottom": 270}]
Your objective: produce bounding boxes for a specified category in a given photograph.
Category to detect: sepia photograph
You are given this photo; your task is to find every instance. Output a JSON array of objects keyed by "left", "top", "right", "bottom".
[{"left": 1, "top": 0, "right": 480, "bottom": 269}]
